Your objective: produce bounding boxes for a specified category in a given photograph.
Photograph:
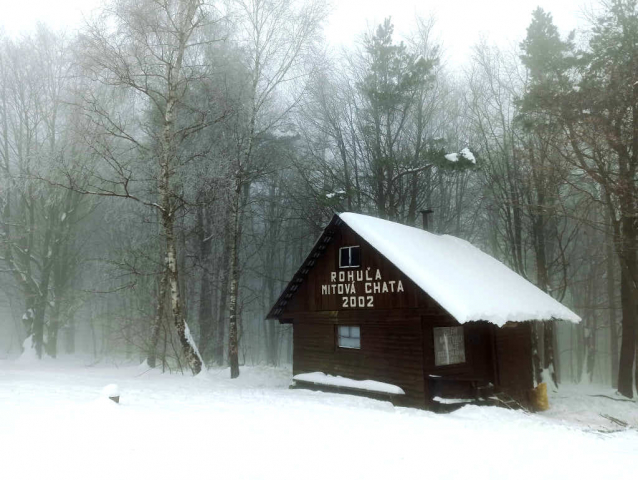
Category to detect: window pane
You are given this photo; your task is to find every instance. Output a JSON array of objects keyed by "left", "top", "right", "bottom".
[
  {"left": 338, "top": 325, "right": 361, "bottom": 349},
  {"left": 433, "top": 326, "right": 465, "bottom": 366},
  {"left": 350, "top": 246, "right": 361, "bottom": 267},
  {"left": 339, "top": 248, "right": 350, "bottom": 268},
  {"left": 350, "top": 326, "right": 360, "bottom": 338},
  {"left": 340, "top": 337, "right": 360, "bottom": 348}
]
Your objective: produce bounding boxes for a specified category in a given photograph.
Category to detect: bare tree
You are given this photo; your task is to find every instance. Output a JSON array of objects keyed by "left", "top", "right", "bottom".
[
  {"left": 224, "top": 0, "right": 327, "bottom": 378},
  {"left": 69, "top": 0, "right": 227, "bottom": 374}
]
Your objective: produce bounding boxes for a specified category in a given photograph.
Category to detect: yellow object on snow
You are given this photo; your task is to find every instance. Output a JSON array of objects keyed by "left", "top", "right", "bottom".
[{"left": 530, "top": 382, "right": 549, "bottom": 411}]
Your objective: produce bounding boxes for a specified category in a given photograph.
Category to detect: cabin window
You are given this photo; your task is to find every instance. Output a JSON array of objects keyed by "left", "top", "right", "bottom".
[
  {"left": 339, "top": 246, "right": 361, "bottom": 268},
  {"left": 433, "top": 326, "right": 465, "bottom": 366},
  {"left": 337, "top": 325, "right": 361, "bottom": 349}
]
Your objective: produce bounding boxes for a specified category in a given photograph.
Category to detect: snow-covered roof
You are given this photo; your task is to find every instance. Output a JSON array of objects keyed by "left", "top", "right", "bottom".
[{"left": 339, "top": 213, "right": 581, "bottom": 326}]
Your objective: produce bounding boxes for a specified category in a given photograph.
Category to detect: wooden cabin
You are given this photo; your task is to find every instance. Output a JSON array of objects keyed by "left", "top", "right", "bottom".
[{"left": 266, "top": 213, "right": 580, "bottom": 410}]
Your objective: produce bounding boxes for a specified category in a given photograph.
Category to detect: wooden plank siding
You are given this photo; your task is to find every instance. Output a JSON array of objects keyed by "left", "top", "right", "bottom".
[
  {"left": 293, "top": 316, "right": 426, "bottom": 406},
  {"left": 494, "top": 322, "right": 534, "bottom": 403},
  {"left": 291, "top": 311, "right": 500, "bottom": 407},
  {"left": 283, "top": 223, "right": 447, "bottom": 315}
]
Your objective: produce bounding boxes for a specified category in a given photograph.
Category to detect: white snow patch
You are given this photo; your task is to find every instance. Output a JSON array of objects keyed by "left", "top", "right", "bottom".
[
  {"left": 339, "top": 213, "right": 581, "bottom": 326},
  {"left": 541, "top": 368, "right": 556, "bottom": 391},
  {"left": 445, "top": 147, "right": 476, "bottom": 164},
  {"left": 0, "top": 361, "right": 636, "bottom": 480},
  {"left": 433, "top": 396, "right": 475, "bottom": 404},
  {"left": 138, "top": 359, "right": 152, "bottom": 370},
  {"left": 101, "top": 383, "right": 120, "bottom": 398},
  {"left": 184, "top": 321, "right": 205, "bottom": 370},
  {"left": 326, "top": 189, "right": 346, "bottom": 199},
  {"left": 460, "top": 147, "right": 476, "bottom": 163},
  {"left": 293, "top": 372, "right": 405, "bottom": 395},
  {"left": 17, "top": 336, "right": 39, "bottom": 363}
]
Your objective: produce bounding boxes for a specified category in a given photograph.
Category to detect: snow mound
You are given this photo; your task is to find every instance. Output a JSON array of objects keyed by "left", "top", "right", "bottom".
[
  {"left": 16, "top": 336, "right": 40, "bottom": 364},
  {"left": 339, "top": 213, "right": 581, "bottom": 326},
  {"left": 101, "top": 384, "right": 120, "bottom": 398},
  {"left": 293, "top": 372, "right": 405, "bottom": 395}
]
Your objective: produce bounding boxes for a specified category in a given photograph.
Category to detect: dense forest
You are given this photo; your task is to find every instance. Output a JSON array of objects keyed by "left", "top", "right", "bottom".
[{"left": 0, "top": 0, "right": 636, "bottom": 397}]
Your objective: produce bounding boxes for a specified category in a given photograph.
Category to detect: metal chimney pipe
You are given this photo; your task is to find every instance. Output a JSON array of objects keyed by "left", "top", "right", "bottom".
[{"left": 420, "top": 209, "right": 434, "bottom": 231}]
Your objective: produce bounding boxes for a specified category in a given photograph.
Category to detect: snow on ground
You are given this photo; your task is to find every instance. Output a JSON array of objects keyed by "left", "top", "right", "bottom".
[
  {"left": 543, "top": 383, "right": 638, "bottom": 432},
  {"left": 1, "top": 359, "right": 637, "bottom": 480}
]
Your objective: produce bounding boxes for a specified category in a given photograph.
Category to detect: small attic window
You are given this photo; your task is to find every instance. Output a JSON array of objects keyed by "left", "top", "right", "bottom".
[{"left": 339, "top": 246, "right": 360, "bottom": 268}]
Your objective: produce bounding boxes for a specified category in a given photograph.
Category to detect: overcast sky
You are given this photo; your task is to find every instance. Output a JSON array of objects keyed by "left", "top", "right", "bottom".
[{"left": 0, "top": 0, "right": 595, "bottom": 65}]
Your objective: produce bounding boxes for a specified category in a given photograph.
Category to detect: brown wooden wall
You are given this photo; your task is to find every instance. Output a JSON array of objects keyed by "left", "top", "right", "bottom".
[
  {"left": 419, "top": 315, "right": 497, "bottom": 400},
  {"left": 421, "top": 317, "right": 495, "bottom": 379},
  {"left": 291, "top": 311, "right": 500, "bottom": 406},
  {"left": 494, "top": 322, "right": 534, "bottom": 401},
  {"left": 293, "top": 314, "right": 426, "bottom": 406}
]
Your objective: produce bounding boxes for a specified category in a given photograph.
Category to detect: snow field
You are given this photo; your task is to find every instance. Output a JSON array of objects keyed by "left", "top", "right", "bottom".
[{"left": 0, "top": 360, "right": 636, "bottom": 480}]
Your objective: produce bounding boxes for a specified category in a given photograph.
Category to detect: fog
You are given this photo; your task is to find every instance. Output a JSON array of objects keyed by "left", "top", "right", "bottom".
[{"left": 0, "top": 0, "right": 636, "bottom": 398}]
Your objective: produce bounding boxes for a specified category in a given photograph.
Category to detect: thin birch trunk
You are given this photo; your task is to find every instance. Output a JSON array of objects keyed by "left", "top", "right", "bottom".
[
  {"left": 148, "top": 268, "right": 168, "bottom": 368},
  {"left": 227, "top": 184, "right": 241, "bottom": 378}
]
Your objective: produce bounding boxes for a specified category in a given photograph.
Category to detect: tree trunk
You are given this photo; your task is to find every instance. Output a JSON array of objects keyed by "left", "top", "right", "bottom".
[
  {"left": 163, "top": 209, "right": 202, "bottom": 375},
  {"left": 618, "top": 266, "right": 636, "bottom": 397},
  {"left": 34, "top": 216, "right": 56, "bottom": 359},
  {"left": 147, "top": 268, "right": 168, "bottom": 368},
  {"left": 45, "top": 302, "right": 61, "bottom": 358},
  {"left": 606, "top": 224, "right": 619, "bottom": 387},
  {"left": 228, "top": 188, "right": 241, "bottom": 379},
  {"left": 198, "top": 268, "right": 214, "bottom": 362},
  {"left": 196, "top": 204, "right": 214, "bottom": 362},
  {"left": 155, "top": 9, "right": 204, "bottom": 375},
  {"left": 531, "top": 322, "right": 543, "bottom": 385},
  {"left": 543, "top": 321, "right": 558, "bottom": 386},
  {"left": 616, "top": 192, "right": 637, "bottom": 397},
  {"left": 64, "top": 316, "right": 76, "bottom": 355},
  {"left": 215, "top": 227, "right": 231, "bottom": 366}
]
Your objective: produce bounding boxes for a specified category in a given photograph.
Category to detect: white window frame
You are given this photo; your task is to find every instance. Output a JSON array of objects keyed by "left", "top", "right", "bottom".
[
  {"left": 339, "top": 245, "right": 361, "bottom": 269},
  {"left": 337, "top": 325, "right": 361, "bottom": 349},
  {"left": 433, "top": 326, "right": 466, "bottom": 366}
]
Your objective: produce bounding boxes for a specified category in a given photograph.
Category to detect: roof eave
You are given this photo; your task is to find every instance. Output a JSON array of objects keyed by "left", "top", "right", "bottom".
[{"left": 264, "top": 214, "right": 341, "bottom": 320}]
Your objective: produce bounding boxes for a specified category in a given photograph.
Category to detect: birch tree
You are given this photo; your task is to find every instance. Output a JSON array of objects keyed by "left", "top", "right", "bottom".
[
  {"left": 72, "top": 0, "right": 225, "bottom": 374},
  {"left": 224, "top": 0, "right": 327, "bottom": 378}
]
